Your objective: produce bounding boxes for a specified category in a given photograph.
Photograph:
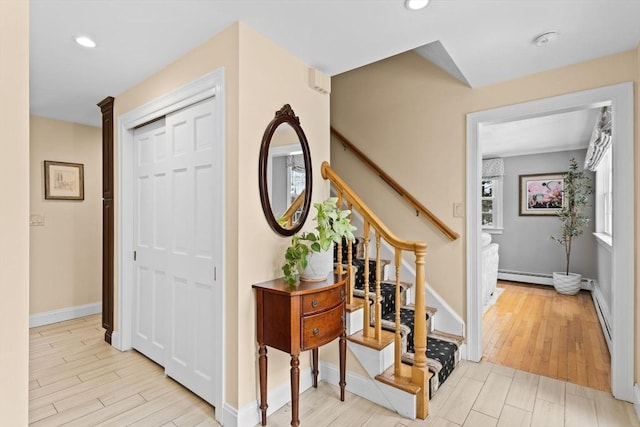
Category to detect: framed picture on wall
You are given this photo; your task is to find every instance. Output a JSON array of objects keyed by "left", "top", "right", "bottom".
[
  {"left": 44, "top": 161, "right": 84, "bottom": 200},
  {"left": 519, "top": 172, "right": 564, "bottom": 216}
]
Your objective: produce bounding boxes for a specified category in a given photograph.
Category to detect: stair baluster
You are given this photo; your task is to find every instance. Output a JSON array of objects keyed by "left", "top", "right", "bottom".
[
  {"left": 394, "top": 248, "right": 402, "bottom": 377},
  {"left": 374, "top": 235, "right": 382, "bottom": 341},
  {"left": 362, "top": 221, "right": 371, "bottom": 338}
]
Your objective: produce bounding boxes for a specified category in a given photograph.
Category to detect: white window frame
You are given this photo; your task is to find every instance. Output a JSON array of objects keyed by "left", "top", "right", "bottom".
[
  {"left": 594, "top": 146, "right": 613, "bottom": 244},
  {"left": 481, "top": 176, "right": 503, "bottom": 234}
]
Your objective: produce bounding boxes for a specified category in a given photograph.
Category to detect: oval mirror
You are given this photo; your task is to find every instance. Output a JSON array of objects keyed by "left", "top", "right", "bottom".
[{"left": 259, "top": 104, "right": 312, "bottom": 236}]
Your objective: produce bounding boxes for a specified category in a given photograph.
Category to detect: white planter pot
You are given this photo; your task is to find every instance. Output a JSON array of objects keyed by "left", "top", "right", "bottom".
[
  {"left": 552, "top": 272, "right": 582, "bottom": 295},
  {"left": 300, "top": 243, "right": 334, "bottom": 282}
]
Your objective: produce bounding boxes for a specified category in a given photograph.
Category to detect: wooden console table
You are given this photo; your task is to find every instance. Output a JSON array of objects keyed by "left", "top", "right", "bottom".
[{"left": 253, "top": 274, "right": 347, "bottom": 427}]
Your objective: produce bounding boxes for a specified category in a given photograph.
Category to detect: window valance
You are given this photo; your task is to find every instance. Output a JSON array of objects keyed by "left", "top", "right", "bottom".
[
  {"left": 584, "top": 106, "right": 612, "bottom": 171},
  {"left": 482, "top": 158, "right": 504, "bottom": 178}
]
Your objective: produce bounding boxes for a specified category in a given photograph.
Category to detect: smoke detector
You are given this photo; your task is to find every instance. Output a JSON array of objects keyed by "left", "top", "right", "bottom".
[{"left": 534, "top": 31, "right": 559, "bottom": 47}]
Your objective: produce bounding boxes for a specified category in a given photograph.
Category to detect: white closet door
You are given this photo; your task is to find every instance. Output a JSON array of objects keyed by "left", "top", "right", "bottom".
[
  {"left": 163, "top": 97, "right": 219, "bottom": 404},
  {"left": 132, "top": 119, "right": 169, "bottom": 366}
]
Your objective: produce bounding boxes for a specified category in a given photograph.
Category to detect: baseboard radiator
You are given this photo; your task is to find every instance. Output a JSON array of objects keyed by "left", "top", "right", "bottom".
[{"left": 497, "top": 269, "right": 593, "bottom": 290}]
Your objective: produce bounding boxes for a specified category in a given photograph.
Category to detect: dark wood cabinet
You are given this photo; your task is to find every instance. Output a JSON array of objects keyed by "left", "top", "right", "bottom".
[{"left": 253, "top": 274, "right": 347, "bottom": 427}]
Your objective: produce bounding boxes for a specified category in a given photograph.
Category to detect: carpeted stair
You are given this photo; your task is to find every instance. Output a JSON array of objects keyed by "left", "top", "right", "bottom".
[{"left": 335, "top": 238, "right": 460, "bottom": 398}]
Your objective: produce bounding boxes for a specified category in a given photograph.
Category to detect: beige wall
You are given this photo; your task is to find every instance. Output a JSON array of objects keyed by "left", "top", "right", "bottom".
[
  {"left": 331, "top": 49, "right": 637, "bottom": 320},
  {"left": 114, "top": 22, "right": 330, "bottom": 411},
  {"left": 635, "top": 42, "right": 640, "bottom": 384},
  {"left": 29, "top": 116, "right": 102, "bottom": 314},
  {"left": 236, "top": 22, "right": 330, "bottom": 407},
  {"left": 0, "top": 0, "right": 29, "bottom": 423}
]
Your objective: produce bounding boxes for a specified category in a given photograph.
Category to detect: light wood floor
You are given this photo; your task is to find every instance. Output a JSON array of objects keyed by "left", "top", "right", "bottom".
[
  {"left": 29, "top": 314, "right": 217, "bottom": 426},
  {"left": 268, "top": 360, "right": 639, "bottom": 427},
  {"left": 482, "top": 281, "right": 611, "bottom": 392},
  {"left": 30, "top": 311, "right": 632, "bottom": 426}
]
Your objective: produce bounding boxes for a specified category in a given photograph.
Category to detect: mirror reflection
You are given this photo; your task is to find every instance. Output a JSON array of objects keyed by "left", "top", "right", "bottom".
[
  {"left": 258, "top": 104, "right": 312, "bottom": 236},
  {"left": 267, "top": 124, "right": 306, "bottom": 227}
]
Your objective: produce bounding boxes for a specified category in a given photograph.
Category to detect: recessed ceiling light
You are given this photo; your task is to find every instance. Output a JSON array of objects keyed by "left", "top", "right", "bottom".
[
  {"left": 405, "top": 0, "right": 430, "bottom": 11},
  {"left": 534, "top": 31, "right": 559, "bottom": 47},
  {"left": 74, "top": 35, "right": 96, "bottom": 48}
]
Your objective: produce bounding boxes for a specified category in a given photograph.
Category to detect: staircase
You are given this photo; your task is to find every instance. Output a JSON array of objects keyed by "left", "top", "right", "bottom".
[
  {"left": 334, "top": 240, "right": 464, "bottom": 406},
  {"left": 321, "top": 161, "right": 464, "bottom": 420}
]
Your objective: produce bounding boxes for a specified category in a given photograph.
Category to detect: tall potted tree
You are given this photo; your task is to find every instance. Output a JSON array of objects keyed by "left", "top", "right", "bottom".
[{"left": 551, "top": 158, "right": 592, "bottom": 295}]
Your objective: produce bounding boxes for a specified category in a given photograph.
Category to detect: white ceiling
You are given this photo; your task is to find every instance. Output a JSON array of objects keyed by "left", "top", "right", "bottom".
[
  {"left": 480, "top": 107, "right": 602, "bottom": 158},
  {"left": 30, "top": 0, "right": 640, "bottom": 128}
]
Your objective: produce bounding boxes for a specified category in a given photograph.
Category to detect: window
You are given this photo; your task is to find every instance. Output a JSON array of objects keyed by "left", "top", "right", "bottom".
[
  {"left": 482, "top": 177, "right": 503, "bottom": 233},
  {"left": 595, "top": 147, "right": 613, "bottom": 237}
]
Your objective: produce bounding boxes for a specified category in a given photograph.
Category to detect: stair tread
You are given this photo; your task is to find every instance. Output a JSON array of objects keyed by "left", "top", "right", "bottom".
[
  {"left": 403, "top": 303, "right": 438, "bottom": 316},
  {"left": 380, "top": 280, "right": 414, "bottom": 288},
  {"left": 346, "top": 298, "right": 365, "bottom": 312},
  {"left": 430, "top": 330, "right": 465, "bottom": 345},
  {"left": 375, "top": 364, "right": 423, "bottom": 394},
  {"left": 346, "top": 329, "right": 395, "bottom": 351}
]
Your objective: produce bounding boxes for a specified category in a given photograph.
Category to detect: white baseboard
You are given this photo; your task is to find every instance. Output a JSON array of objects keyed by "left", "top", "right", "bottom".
[
  {"left": 29, "top": 302, "right": 102, "bottom": 328},
  {"left": 225, "top": 366, "right": 313, "bottom": 427},
  {"left": 634, "top": 384, "right": 640, "bottom": 422},
  {"left": 591, "top": 285, "right": 612, "bottom": 352},
  {"left": 111, "top": 331, "right": 124, "bottom": 351},
  {"left": 319, "top": 360, "right": 395, "bottom": 412}
]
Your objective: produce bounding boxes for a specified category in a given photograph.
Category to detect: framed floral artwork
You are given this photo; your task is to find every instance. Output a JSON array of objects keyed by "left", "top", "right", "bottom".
[{"left": 519, "top": 172, "right": 564, "bottom": 216}]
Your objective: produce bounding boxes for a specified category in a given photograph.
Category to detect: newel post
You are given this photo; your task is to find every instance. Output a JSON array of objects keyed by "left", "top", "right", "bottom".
[{"left": 412, "top": 244, "right": 429, "bottom": 419}]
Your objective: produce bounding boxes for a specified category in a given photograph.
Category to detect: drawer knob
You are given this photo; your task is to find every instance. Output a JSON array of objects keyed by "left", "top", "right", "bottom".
[
  {"left": 340, "top": 289, "right": 345, "bottom": 299},
  {"left": 311, "top": 299, "right": 318, "bottom": 308},
  {"left": 313, "top": 328, "right": 320, "bottom": 336}
]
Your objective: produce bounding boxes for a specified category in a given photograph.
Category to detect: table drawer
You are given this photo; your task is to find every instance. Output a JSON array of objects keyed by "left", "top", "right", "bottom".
[
  {"left": 301, "top": 287, "right": 344, "bottom": 315},
  {"left": 301, "top": 303, "right": 344, "bottom": 350}
]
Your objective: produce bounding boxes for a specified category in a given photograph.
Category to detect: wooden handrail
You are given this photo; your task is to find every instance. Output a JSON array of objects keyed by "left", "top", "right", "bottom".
[
  {"left": 322, "top": 162, "right": 426, "bottom": 253},
  {"left": 278, "top": 190, "right": 305, "bottom": 227},
  {"left": 330, "top": 127, "right": 460, "bottom": 241},
  {"left": 323, "top": 161, "right": 430, "bottom": 418}
]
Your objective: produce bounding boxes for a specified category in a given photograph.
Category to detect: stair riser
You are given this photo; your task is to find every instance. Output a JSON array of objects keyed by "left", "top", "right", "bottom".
[{"left": 347, "top": 341, "right": 395, "bottom": 378}]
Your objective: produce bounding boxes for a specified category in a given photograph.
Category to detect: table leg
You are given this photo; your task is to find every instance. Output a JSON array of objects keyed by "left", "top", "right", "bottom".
[
  {"left": 290, "top": 354, "right": 300, "bottom": 427},
  {"left": 258, "top": 345, "right": 268, "bottom": 426},
  {"left": 312, "top": 348, "right": 319, "bottom": 388},
  {"left": 339, "top": 331, "right": 346, "bottom": 401}
]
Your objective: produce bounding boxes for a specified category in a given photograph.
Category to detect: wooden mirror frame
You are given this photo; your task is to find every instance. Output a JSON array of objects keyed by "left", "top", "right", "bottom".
[{"left": 258, "top": 104, "right": 312, "bottom": 236}]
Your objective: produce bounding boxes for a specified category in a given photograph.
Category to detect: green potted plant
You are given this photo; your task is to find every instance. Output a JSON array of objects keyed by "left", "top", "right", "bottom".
[
  {"left": 283, "top": 197, "right": 356, "bottom": 285},
  {"left": 551, "top": 158, "right": 592, "bottom": 295}
]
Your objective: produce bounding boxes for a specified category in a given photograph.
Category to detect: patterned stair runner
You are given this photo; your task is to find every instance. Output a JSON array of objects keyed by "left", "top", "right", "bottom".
[{"left": 338, "top": 240, "right": 459, "bottom": 398}]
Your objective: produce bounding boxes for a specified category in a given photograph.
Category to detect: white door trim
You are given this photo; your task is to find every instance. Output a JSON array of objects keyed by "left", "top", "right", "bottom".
[
  {"left": 115, "top": 69, "right": 226, "bottom": 420},
  {"left": 466, "top": 82, "right": 634, "bottom": 402}
]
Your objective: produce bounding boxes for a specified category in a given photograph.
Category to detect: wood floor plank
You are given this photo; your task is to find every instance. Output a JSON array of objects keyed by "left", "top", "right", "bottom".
[
  {"left": 473, "top": 372, "right": 513, "bottom": 418},
  {"left": 63, "top": 394, "right": 147, "bottom": 427},
  {"left": 531, "top": 398, "right": 564, "bottom": 427},
  {"left": 482, "top": 282, "right": 610, "bottom": 392},
  {"left": 30, "top": 398, "right": 105, "bottom": 427},
  {"left": 496, "top": 404, "right": 532, "bottom": 427},
  {"left": 438, "top": 376, "right": 484, "bottom": 425},
  {"left": 564, "top": 393, "right": 597, "bottom": 427},
  {"left": 29, "top": 313, "right": 634, "bottom": 427},
  {"left": 28, "top": 404, "right": 57, "bottom": 424},
  {"left": 505, "top": 370, "right": 539, "bottom": 412}
]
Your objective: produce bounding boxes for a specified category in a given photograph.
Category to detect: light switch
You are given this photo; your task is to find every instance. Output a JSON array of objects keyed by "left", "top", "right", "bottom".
[
  {"left": 30, "top": 214, "right": 45, "bottom": 226},
  {"left": 453, "top": 203, "right": 464, "bottom": 218}
]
